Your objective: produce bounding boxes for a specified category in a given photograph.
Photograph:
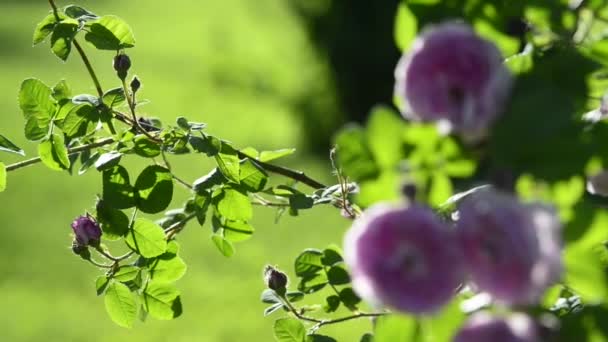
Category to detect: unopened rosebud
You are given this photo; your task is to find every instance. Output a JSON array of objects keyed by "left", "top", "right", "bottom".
[
  {"left": 130, "top": 76, "right": 141, "bottom": 93},
  {"left": 264, "top": 265, "right": 288, "bottom": 296},
  {"left": 400, "top": 182, "right": 417, "bottom": 202},
  {"left": 71, "top": 214, "right": 102, "bottom": 247},
  {"left": 113, "top": 54, "right": 131, "bottom": 80}
]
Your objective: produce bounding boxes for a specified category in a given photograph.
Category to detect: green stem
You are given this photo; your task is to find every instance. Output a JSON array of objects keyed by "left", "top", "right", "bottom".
[
  {"left": 5, "top": 137, "right": 115, "bottom": 172},
  {"left": 73, "top": 39, "right": 104, "bottom": 97}
]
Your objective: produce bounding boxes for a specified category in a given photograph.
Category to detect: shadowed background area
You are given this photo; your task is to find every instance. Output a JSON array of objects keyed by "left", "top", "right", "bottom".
[{"left": 0, "top": 0, "right": 400, "bottom": 340}]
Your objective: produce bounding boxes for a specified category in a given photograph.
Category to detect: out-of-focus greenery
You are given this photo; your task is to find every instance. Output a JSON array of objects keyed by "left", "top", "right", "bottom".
[{"left": 0, "top": 0, "right": 367, "bottom": 340}]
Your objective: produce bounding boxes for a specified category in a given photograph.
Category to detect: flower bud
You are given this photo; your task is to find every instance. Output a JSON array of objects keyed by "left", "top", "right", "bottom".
[
  {"left": 394, "top": 22, "right": 512, "bottom": 141},
  {"left": 113, "top": 54, "right": 131, "bottom": 80},
  {"left": 456, "top": 189, "right": 562, "bottom": 305},
  {"left": 71, "top": 214, "right": 102, "bottom": 247},
  {"left": 454, "top": 312, "right": 541, "bottom": 342},
  {"left": 344, "top": 204, "right": 464, "bottom": 314},
  {"left": 130, "top": 76, "right": 141, "bottom": 93},
  {"left": 264, "top": 265, "right": 288, "bottom": 296}
]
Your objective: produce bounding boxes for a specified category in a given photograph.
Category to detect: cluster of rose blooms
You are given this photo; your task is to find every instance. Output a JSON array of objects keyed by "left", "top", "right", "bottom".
[{"left": 344, "top": 22, "right": 564, "bottom": 340}]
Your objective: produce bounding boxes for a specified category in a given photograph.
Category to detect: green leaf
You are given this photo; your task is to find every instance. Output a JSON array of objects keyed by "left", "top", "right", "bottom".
[
  {"left": 419, "top": 298, "right": 465, "bottom": 342},
  {"left": 0, "top": 134, "right": 24, "bottom": 156},
  {"left": 428, "top": 172, "right": 452, "bottom": 207},
  {"left": 64, "top": 5, "right": 97, "bottom": 20},
  {"left": 95, "top": 151, "right": 122, "bottom": 171},
  {"left": 0, "top": 163, "right": 6, "bottom": 192},
  {"left": 125, "top": 218, "right": 167, "bottom": 258},
  {"left": 62, "top": 104, "right": 99, "bottom": 138},
  {"left": 215, "top": 141, "right": 241, "bottom": 183},
  {"left": 444, "top": 159, "right": 476, "bottom": 178},
  {"left": 52, "top": 79, "right": 71, "bottom": 101},
  {"left": 338, "top": 287, "right": 361, "bottom": 309},
  {"left": 104, "top": 281, "right": 137, "bottom": 328},
  {"left": 273, "top": 318, "right": 306, "bottom": 342},
  {"left": 133, "top": 135, "right": 160, "bottom": 158},
  {"left": 19, "top": 78, "right": 56, "bottom": 141},
  {"left": 213, "top": 186, "right": 252, "bottom": 221},
  {"left": 324, "top": 295, "right": 340, "bottom": 313},
  {"left": 366, "top": 105, "right": 406, "bottom": 170},
  {"left": 286, "top": 291, "right": 304, "bottom": 302},
  {"left": 142, "top": 282, "right": 181, "bottom": 320},
  {"left": 95, "top": 276, "right": 110, "bottom": 295},
  {"left": 211, "top": 234, "right": 235, "bottom": 257},
  {"left": 259, "top": 148, "right": 296, "bottom": 162},
  {"left": 38, "top": 133, "right": 70, "bottom": 171},
  {"left": 114, "top": 266, "right": 140, "bottom": 282},
  {"left": 147, "top": 254, "right": 187, "bottom": 283},
  {"left": 374, "top": 315, "right": 417, "bottom": 342},
  {"left": 102, "top": 87, "right": 126, "bottom": 108},
  {"left": 289, "top": 194, "right": 314, "bottom": 210},
  {"left": 295, "top": 249, "right": 324, "bottom": 277},
  {"left": 50, "top": 20, "right": 79, "bottom": 61},
  {"left": 96, "top": 204, "right": 129, "bottom": 240},
  {"left": 85, "top": 15, "right": 135, "bottom": 50},
  {"left": 394, "top": 3, "right": 418, "bottom": 51},
  {"left": 307, "top": 335, "right": 338, "bottom": 342},
  {"left": 222, "top": 220, "right": 255, "bottom": 242},
  {"left": 298, "top": 272, "right": 328, "bottom": 294},
  {"left": 264, "top": 303, "right": 284, "bottom": 317},
  {"left": 102, "top": 165, "right": 135, "bottom": 209},
  {"left": 565, "top": 246, "right": 608, "bottom": 303},
  {"left": 322, "top": 245, "right": 343, "bottom": 266},
  {"left": 72, "top": 94, "right": 99, "bottom": 106},
  {"left": 261, "top": 289, "right": 281, "bottom": 304},
  {"left": 134, "top": 165, "right": 173, "bottom": 214},
  {"left": 327, "top": 265, "right": 350, "bottom": 285},
  {"left": 334, "top": 125, "right": 378, "bottom": 181},
  {"left": 193, "top": 168, "right": 226, "bottom": 193},
  {"left": 239, "top": 159, "right": 268, "bottom": 192},
  {"left": 33, "top": 13, "right": 60, "bottom": 45}
]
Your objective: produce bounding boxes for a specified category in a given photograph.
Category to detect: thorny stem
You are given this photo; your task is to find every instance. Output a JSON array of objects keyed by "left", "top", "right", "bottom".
[
  {"left": 121, "top": 78, "right": 160, "bottom": 142},
  {"left": 5, "top": 137, "right": 115, "bottom": 172},
  {"left": 279, "top": 293, "right": 386, "bottom": 330},
  {"left": 238, "top": 151, "right": 327, "bottom": 190}
]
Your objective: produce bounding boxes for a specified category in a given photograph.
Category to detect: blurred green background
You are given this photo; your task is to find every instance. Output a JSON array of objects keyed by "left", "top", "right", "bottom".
[{"left": 0, "top": 0, "right": 401, "bottom": 340}]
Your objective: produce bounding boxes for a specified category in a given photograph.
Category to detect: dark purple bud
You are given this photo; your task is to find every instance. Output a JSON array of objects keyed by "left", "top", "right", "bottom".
[
  {"left": 113, "top": 54, "right": 131, "bottom": 80},
  {"left": 264, "top": 265, "right": 288, "bottom": 296},
  {"left": 394, "top": 22, "right": 512, "bottom": 141},
  {"left": 456, "top": 189, "right": 562, "bottom": 305},
  {"left": 344, "top": 204, "right": 465, "bottom": 314},
  {"left": 400, "top": 182, "right": 417, "bottom": 202},
  {"left": 71, "top": 214, "right": 102, "bottom": 247},
  {"left": 130, "top": 76, "right": 141, "bottom": 93},
  {"left": 454, "top": 312, "right": 541, "bottom": 342}
]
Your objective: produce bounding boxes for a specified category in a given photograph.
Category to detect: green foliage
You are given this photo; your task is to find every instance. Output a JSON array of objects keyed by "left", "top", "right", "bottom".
[
  {"left": 274, "top": 318, "right": 306, "bottom": 342},
  {"left": 103, "top": 165, "right": 135, "bottom": 209},
  {"left": 134, "top": 165, "right": 173, "bottom": 214},
  {"left": 19, "top": 78, "right": 56, "bottom": 141},
  {"left": 125, "top": 218, "right": 167, "bottom": 258},
  {"left": 0, "top": 135, "right": 24, "bottom": 156},
  {"left": 38, "top": 133, "right": 70, "bottom": 170},
  {"left": 142, "top": 282, "right": 182, "bottom": 320},
  {"left": 85, "top": 16, "right": 135, "bottom": 50},
  {"left": 104, "top": 281, "right": 137, "bottom": 328}
]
